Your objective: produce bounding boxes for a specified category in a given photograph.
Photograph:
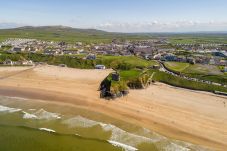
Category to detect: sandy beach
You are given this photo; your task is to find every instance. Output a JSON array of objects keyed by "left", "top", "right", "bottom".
[{"left": 0, "top": 65, "right": 227, "bottom": 150}]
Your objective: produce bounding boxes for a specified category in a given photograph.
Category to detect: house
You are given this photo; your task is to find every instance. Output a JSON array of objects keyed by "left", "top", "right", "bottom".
[
  {"left": 95, "top": 50, "right": 107, "bottom": 55},
  {"left": 142, "top": 54, "right": 152, "bottom": 60},
  {"left": 12, "top": 47, "right": 22, "bottom": 53},
  {"left": 224, "top": 66, "right": 227, "bottom": 72},
  {"left": 3, "top": 59, "right": 13, "bottom": 65},
  {"left": 153, "top": 54, "right": 162, "bottom": 60},
  {"left": 164, "top": 54, "right": 177, "bottom": 61},
  {"left": 209, "top": 58, "right": 216, "bottom": 65},
  {"left": 220, "top": 60, "right": 227, "bottom": 66},
  {"left": 58, "top": 41, "right": 66, "bottom": 46},
  {"left": 75, "top": 42, "right": 83, "bottom": 46},
  {"left": 212, "top": 51, "right": 227, "bottom": 58},
  {"left": 176, "top": 56, "right": 186, "bottom": 62},
  {"left": 43, "top": 49, "right": 58, "bottom": 55},
  {"left": 77, "top": 49, "right": 84, "bottom": 54},
  {"left": 63, "top": 50, "right": 78, "bottom": 55},
  {"left": 22, "top": 60, "right": 34, "bottom": 66},
  {"left": 86, "top": 54, "right": 96, "bottom": 60},
  {"left": 95, "top": 65, "right": 106, "bottom": 70},
  {"left": 187, "top": 57, "right": 196, "bottom": 64}
]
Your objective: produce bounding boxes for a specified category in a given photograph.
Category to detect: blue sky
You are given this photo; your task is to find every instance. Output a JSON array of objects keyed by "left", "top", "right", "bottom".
[{"left": 0, "top": 0, "right": 227, "bottom": 32}]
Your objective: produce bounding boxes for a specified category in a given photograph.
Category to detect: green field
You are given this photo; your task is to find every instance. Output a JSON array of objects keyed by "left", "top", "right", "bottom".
[
  {"left": 183, "top": 64, "right": 222, "bottom": 75},
  {"left": 0, "top": 52, "right": 158, "bottom": 70},
  {"left": 150, "top": 69, "right": 227, "bottom": 93},
  {"left": 164, "top": 62, "right": 190, "bottom": 72},
  {"left": 1, "top": 26, "right": 227, "bottom": 44},
  {"left": 183, "top": 64, "right": 227, "bottom": 85},
  {"left": 164, "top": 62, "right": 227, "bottom": 85},
  {"left": 96, "top": 56, "right": 158, "bottom": 70},
  {"left": 168, "top": 34, "right": 227, "bottom": 44}
]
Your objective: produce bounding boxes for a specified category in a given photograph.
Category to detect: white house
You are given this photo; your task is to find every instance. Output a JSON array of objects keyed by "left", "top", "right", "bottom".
[
  {"left": 95, "top": 65, "right": 106, "bottom": 70},
  {"left": 4, "top": 59, "right": 13, "bottom": 66},
  {"left": 224, "top": 66, "right": 227, "bottom": 72}
]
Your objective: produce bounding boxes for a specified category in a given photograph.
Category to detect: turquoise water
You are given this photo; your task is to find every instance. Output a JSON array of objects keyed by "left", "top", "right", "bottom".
[{"left": 0, "top": 96, "right": 210, "bottom": 151}]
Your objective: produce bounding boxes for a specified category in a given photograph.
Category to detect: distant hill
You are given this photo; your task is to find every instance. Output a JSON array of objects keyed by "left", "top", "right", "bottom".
[
  {"left": 16, "top": 26, "right": 109, "bottom": 34},
  {"left": 1, "top": 25, "right": 227, "bottom": 44},
  {"left": 0, "top": 26, "right": 149, "bottom": 43}
]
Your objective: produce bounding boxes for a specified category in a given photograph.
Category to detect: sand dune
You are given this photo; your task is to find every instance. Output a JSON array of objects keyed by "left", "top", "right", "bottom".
[{"left": 0, "top": 65, "right": 227, "bottom": 150}]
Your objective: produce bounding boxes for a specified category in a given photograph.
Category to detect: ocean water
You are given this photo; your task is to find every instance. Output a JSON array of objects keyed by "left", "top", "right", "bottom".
[{"left": 0, "top": 96, "right": 211, "bottom": 151}]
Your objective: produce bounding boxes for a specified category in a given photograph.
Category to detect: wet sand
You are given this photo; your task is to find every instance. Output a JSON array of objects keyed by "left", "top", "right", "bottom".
[{"left": 0, "top": 65, "right": 227, "bottom": 150}]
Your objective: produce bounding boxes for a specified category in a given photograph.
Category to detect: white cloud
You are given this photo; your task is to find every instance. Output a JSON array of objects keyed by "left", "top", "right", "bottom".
[{"left": 96, "top": 21, "right": 227, "bottom": 33}]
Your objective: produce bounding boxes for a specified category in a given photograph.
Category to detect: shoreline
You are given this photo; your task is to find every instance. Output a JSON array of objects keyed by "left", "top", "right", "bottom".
[{"left": 0, "top": 65, "right": 227, "bottom": 150}]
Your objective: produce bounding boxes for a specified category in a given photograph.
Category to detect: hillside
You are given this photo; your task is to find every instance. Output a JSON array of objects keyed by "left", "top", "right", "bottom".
[{"left": 0, "top": 26, "right": 149, "bottom": 43}]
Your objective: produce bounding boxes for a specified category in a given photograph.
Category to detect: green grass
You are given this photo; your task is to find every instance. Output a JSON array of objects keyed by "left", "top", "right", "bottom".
[
  {"left": 183, "top": 64, "right": 222, "bottom": 75},
  {"left": 0, "top": 51, "right": 158, "bottom": 70},
  {"left": 150, "top": 69, "right": 227, "bottom": 93},
  {"left": 96, "top": 56, "right": 158, "bottom": 70},
  {"left": 119, "top": 70, "right": 141, "bottom": 80},
  {"left": 182, "top": 64, "right": 227, "bottom": 85},
  {"left": 168, "top": 34, "right": 227, "bottom": 44},
  {"left": 164, "top": 62, "right": 190, "bottom": 72},
  {"left": 164, "top": 62, "right": 227, "bottom": 85}
]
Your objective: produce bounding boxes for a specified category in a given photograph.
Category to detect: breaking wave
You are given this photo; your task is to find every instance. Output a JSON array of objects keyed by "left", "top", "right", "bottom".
[
  {"left": 22, "top": 109, "right": 61, "bottom": 120},
  {"left": 63, "top": 116, "right": 159, "bottom": 148},
  {"left": 108, "top": 140, "right": 138, "bottom": 151},
  {"left": 62, "top": 116, "right": 211, "bottom": 151},
  {"left": 39, "top": 128, "right": 56, "bottom": 133},
  {"left": 0, "top": 105, "right": 22, "bottom": 113}
]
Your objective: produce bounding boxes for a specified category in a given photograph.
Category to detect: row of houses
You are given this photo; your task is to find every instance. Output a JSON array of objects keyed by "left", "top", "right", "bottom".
[
  {"left": 151, "top": 53, "right": 227, "bottom": 66},
  {"left": 1, "top": 59, "right": 34, "bottom": 66}
]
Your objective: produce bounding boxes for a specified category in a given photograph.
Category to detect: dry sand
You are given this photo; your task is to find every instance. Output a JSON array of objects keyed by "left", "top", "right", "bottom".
[{"left": 0, "top": 65, "right": 227, "bottom": 150}]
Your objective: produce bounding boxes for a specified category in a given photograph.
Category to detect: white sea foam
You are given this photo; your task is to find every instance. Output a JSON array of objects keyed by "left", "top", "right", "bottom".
[
  {"left": 0, "top": 96, "right": 29, "bottom": 101},
  {"left": 102, "top": 123, "right": 157, "bottom": 147},
  {"left": 22, "top": 109, "right": 61, "bottom": 120},
  {"left": 22, "top": 111, "right": 38, "bottom": 119},
  {"left": 39, "top": 128, "right": 56, "bottom": 133},
  {"left": 62, "top": 116, "right": 156, "bottom": 147},
  {"left": 34, "top": 109, "right": 61, "bottom": 120},
  {"left": 108, "top": 140, "right": 138, "bottom": 151},
  {"left": 0, "top": 105, "right": 22, "bottom": 113},
  {"left": 164, "top": 142, "right": 190, "bottom": 151},
  {"left": 62, "top": 116, "right": 100, "bottom": 128}
]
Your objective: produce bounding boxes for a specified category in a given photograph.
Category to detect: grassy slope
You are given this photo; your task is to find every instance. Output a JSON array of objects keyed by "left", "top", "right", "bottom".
[
  {"left": 164, "top": 62, "right": 190, "bottom": 72},
  {"left": 164, "top": 62, "right": 227, "bottom": 85},
  {"left": 96, "top": 56, "right": 158, "bottom": 70},
  {"left": 0, "top": 26, "right": 149, "bottom": 43},
  {"left": 150, "top": 69, "right": 227, "bottom": 93},
  {"left": 2, "top": 27, "right": 227, "bottom": 44},
  {"left": 183, "top": 64, "right": 223, "bottom": 75},
  {"left": 183, "top": 64, "right": 227, "bottom": 85}
]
